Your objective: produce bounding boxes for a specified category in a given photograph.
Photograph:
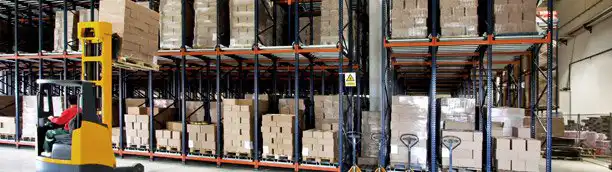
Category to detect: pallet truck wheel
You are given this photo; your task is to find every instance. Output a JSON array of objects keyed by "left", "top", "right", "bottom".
[{"left": 132, "top": 163, "right": 144, "bottom": 172}]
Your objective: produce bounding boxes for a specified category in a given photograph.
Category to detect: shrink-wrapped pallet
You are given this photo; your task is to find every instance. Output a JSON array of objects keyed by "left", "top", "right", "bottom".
[
  {"left": 22, "top": 96, "right": 63, "bottom": 138},
  {"left": 53, "top": 11, "right": 79, "bottom": 52},
  {"left": 320, "top": 0, "right": 352, "bottom": 44},
  {"left": 390, "top": 0, "right": 428, "bottom": 38},
  {"left": 361, "top": 111, "right": 381, "bottom": 159},
  {"left": 230, "top": 0, "right": 284, "bottom": 47},
  {"left": 159, "top": 0, "right": 194, "bottom": 49},
  {"left": 390, "top": 96, "right": 429, "bottom": 169},
  {"left": 440, "top": 0, "right": 478, "bottom": 37},
  {"left": 193, "top": 0, "right": 231, "bottom": 48},
  {"left": 494, "top": 0, "right": 537, "bottom": 34},
  {"left": 439, "top": 98, "right": 476, "bottom": 130}
]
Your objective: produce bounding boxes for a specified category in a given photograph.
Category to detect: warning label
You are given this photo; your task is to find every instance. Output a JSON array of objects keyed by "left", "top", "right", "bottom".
[{"left": 344, "top": 72, "right": 356, "bottom": 87}]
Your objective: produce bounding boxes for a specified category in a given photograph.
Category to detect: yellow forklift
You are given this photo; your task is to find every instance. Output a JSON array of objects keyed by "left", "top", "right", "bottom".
[{"left": 35, "top": 22, "right": 143, "bottom": 172}]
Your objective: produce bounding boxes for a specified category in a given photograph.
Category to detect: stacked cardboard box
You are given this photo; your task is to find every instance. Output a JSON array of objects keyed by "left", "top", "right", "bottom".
[
  {"left": 187, "top": 123, "right": 216, "bottom": 153},
  {"left": 361, "top": 111, "right": 381, "bottom": 159},
  {"left": 159, "top": 0, "right": 194, "bottom": 49},
  {"left": 494, "top": 0, "right": 537, "bottom": 34},
  {"left": 262, "top": 114, "right": 300, "bottom": 159},
  {"left": 495, "top": 137, "right": 540, "bottom": 171},
  {"left": 491, "top": 107, "right": 526, "bottom": 137},
  {"left": 99, "top": 0, "right": 160, "bottom": 65},
  {"left": 299, "top": 17, "right": 321, "bottom": 45},
  {"left": 22, "top": 96, "right": 63, "bottom": 138},
  {"left": 223, "top": 99, "right": 268, "bottom": 156},
  {"left": 523, "top": 116, "right": 565, "bottom": 139},
  {"left": 441, "top": 130, "right": 483, "bottom": 169},
  {"left": 320, "top": 0, "right": 352, "bottom": 44},
  {"left": 0, "top": 116, "right": 15, "bottom": 136},
  {"left": 390, "top": 96, "right": 429, "bottom": 169},
  {"left": 229, "top": 0, "right": 284, "bottom": 47},
  {"left": 155, "top": 122, "right": 183, "bottom": 151},
  {"left": 186, "top": 101, "right": 219, "bottom": 123},
  {"left": 112, "top": 127, "right": 120, "bottom": 146},
  {"left": 278, "top": 98, "right": 305, "bottom": 114},
  {"left": 440, "top": 0, "right": 478, "bottom": 37},
  {"left": 53, "top": 11, "right": 79, "bottom": 52},
  {"left": 124, "top": 107, "right": 175, "bottom": 148},
  {"left": 194, "top": 0, "right": 230, "bottom": 48},
  {"left": 302, "top": 129, "right": 338, "bottom": 162},
  {"left": 313, "top": 95, "right": 347, "bottom": 130},
  {"left": 390, "top": 0, "right": 428, "bottom": 38},
  {"left": 439, "top": 98, "right": 476, "bottom": 130}
]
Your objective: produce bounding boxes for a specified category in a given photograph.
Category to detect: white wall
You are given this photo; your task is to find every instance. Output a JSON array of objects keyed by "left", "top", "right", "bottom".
[{"left": 557, "top": 3, "right": 612, "bottom": 115}]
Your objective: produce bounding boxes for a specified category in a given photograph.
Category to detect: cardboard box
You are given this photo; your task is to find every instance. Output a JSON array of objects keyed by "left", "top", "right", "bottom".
[
  {"left": 512, "top": 138, "right": 526, "bottom": 151},
  {"left": 137, "top": 115, "right": 149, "bottom": 123},
  {"left": 496, "top": 159, "right": 512, "bottom": 170},
  {"left": 512, "top": 160, "right": 526, "bottom": 171},
  {"left": 127, "top": 107, "right": 146, "bottom": 115},
  {"left": 167, "top": 121, "right": 183, "bottom": 131},
  {"left": 495, "top": 137, "right": 511, "bottom": 150},
  {"left": 163, "top": 130, "right": 172, "bottom": 139},
  {"left": 443, "top": 130, "right": 473, "bottom": 142},
  {"left": 187, "top": 124, "right": 201, "bottom": 133},
  {"left": 172, "top": 131, "right": 182, "bottom": 139},
  {"left": 168, "top": 139, "right": 181, "bottom": 148},
  {"left": 512, "top": 127, "right": 531, "bottom": 138},
  {"left": 125, "top": 114, "right": 137, "bottom": 122}
]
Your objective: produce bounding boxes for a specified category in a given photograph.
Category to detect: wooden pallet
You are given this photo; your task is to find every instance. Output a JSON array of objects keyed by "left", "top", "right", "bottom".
[
  {"left": 0, "top": 133, "right": 15, "bottom": 140},
  {"left": 189, "top": 148, "right": 215, "bottom": 157},
  {"left": 301, "top": 156, "right": 338, "bottom": 167},
  {"left": 441, "top": 166, "right": 481, "bottom": 172},
  {"left": 550, "top": 156, "right": 582, "bottom": 161},
  {"left": 388, "top": 163, "right": 427, "bottom": 172},
  {"left": 157, "top": 146, "right": 180, "bottom": 153},
  {"left": 114, "top": 56, "right": 159, "bottom": 71},
  {"left": 21, "top": 137, "right": 35, "bottom": 142},
  {"left": 262, "top": 154, "right": 293, "bottom": 163},
  {"left": 125, "top": 144, "right": 150, "bottom": 151},
  {"left": 223, "top": 151, "right": 252, "bottom": 160}
]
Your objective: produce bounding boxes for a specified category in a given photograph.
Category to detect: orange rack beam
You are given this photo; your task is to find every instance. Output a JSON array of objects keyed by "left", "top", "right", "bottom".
[
  {"left": 392, "top": 60, "right": 520, "bottom": 66},
  {"left": 0, "top": 53, "right": 81, "bottom": 59},
  {"left": 156, "top": 47, "right": 341, "bottom": 57},
  {"left": 384, "top": 34, "right": 551, "bottom": 47},
  {"left": 392, "top": 51, "right": 530, "bottom": 58}
]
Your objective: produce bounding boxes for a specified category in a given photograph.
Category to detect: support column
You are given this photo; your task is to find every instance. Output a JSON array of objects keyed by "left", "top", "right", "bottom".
[{"left": 368, "top": 0, "right": 382, "bottom": 111}]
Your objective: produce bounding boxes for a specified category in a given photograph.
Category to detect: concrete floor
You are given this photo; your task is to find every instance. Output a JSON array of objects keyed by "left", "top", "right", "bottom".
[{"left": 0, "top": 145, "right": 610, "bottom": 172}]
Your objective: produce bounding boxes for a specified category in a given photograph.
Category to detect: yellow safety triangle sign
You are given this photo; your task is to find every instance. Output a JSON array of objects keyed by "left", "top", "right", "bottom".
[{"left": 344, "top": 72, "right": 356, "bottom": 87}]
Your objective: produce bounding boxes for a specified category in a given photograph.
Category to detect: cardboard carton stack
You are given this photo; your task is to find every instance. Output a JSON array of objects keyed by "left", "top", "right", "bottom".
[
  {"left": 441, "top": 130, "right": 483, "bottom": 169},
  {"left": 53, "top": 11, "right": 79, "bottom": 52},
  {"left": 22, "top": 96, "right": 63, "bottom": 139},
  {"left": 320, "top": 0, "right": 351, "bottom": 44},
  {"left": 439, "top": 98, "right": 476, "bottom": 130},
  {"left": 523, "top": 116, "right": 565, "bottom": 139},
  {"left": 223, "top": 99, "right": 268, "bottom": 156},
  {"left": 155, "top": 121, "right": 183, "bottom": 151},
  {"left": 112, "top": 127, "right": 120, "bottom": 146},
  {"left": 278, "top": 98, "right": 305, "bottom": 115},
  {"left": 313, "top": 95, "right": 347, "bottom": 130},
  {"left": 495, "top": 137, "right": 541, "bottom": 171},
  {"left": 187, "top": 123, "right": 216, "bottom": 153},
  {"left": 262, "top": 114, "right": 301, "bottom": 160},
  {"left": 390, "top": 96, "right": 428, "bottom": 169},
  {"left": 230, "top": 0, "right": 284, "bottom": 47},
  {"left": 390, "top": 0, "right": 428, "bottom": 38},
  {"left": 299, "top": 17, "right": 321, "bottom": 45},
  {"left": 360, "top": 111, "right": 381, "bottom": 160},
  {"left": 494, "top": 0, "right": 537, "bottom": 34},
  {"left": 124, "top": 107, "right": 176, "bottom": 148},
  {"left": 159, "top": 0, "right": 194, "bottom": 49},
  {"left": 0, "top": 116, "right": 15, "bottom": 136},
  {"left": 99, "top": 0, "right": 160, "bottom": 65},
  {"left": 194, "top": 0, "right": 230, "bottom": 48},
  {"left": 302, "top": 129, "right": 338, "bottom": 162},
  {"left": 491, "top": 107, "right": 526, "bottom": 137},
  {"left": 440, "top": 0, "right": 478, "bottom": 37}
]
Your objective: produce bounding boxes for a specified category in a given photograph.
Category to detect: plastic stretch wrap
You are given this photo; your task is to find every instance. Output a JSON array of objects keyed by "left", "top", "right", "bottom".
[
  {"left": 440, "top": 0, "right": 478, "bottom": 37},
  {"left": 494, "top": 0, "right": 537, "bottom": 34},
  {"left": 193, "top": 0, "right": 229, "bottom": 48},
  {"left": 53, "top": 11, "right": 79, "bottom": 52},
  {"left": 229, "top": 0, "right": 284, "bottom": 47},
  {"left": 159, "top": 0, "right": 194, "bottom": 49},
  {"left": 361, "top": 111, "right": 381, "bottom": 158},
  {"left": 390, "top": 0, "right": 428, "bottom": 38},
  {"left": 439, "top": 98, "right": 476, "bottom": 129},
  {"left": 491, "top": 107, "right": 525, "bottom": 136},
  {"left": 22, "top": 96, "right": 63, "bottom": 138},
  {"left": 390, "top": 96, "right": 429, "bottom": 169}
]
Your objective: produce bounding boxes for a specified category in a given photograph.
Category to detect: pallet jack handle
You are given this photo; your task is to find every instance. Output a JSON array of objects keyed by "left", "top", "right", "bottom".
[
  {"left": 400, "top": 134, "right": 419, "bottom": 172},
  {"left": 442, "top": 136, "right": 462, "bottom": 172}
]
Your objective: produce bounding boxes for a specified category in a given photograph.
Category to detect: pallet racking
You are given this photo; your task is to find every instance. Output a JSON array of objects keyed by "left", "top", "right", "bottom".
[{"left": 0, "top": 0, "right": 558, "bottom": 172}]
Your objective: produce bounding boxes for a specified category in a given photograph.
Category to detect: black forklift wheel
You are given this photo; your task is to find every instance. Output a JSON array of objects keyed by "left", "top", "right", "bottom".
[{"left": 132, "top": 163, "right": 144, "bottom": 172}]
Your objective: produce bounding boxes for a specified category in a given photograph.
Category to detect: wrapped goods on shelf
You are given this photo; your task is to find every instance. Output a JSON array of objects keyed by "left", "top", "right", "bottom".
[
  {"left": 194, "top": 0, "right": 230, "bottom": 48},
  {"left": 223, "top": 99, "right": 268, "bottom": 156},
  {"left": 159, "top": 0, "right": 194, "bottom": 49},
  {"left": 229, "top": 0, "right": 284, "bottom": 47},
  {"left": 262, "top": 114, "right": 303, "bottom": 159},
  {"left": 523, "top": 116, "right": 565, "bottom": 139},
  {"left": 299, "top": 16, "right": 321, "bottom": 45},
  {"left": 494, "top": 0, "right": 537, "bottom": 34},
  {"left": 390, "top": 0, "right": 428, "bottom": 38},
  {"left": 440, "top": 0, "right": 478, "bottom": 37},
  {"left": 302, "top": 129, "right": 338, "bottom": 162},
  {"left": 313, "top": 95, "right": 347, "bottom": 130},
  {"left": 494, "top": 137, "right": 541, "bottom": 171},
  {"left": 491, "top": 107, "right": 525, "bottom": 136},
  {"left": 53, "top": 11, "right": 79, "bottom": 52},
  {"left": 0, "top": 116, "right": 15, "bottom": 135},
  {"left": 320, "top": 0, "right": 354, "bottom": 44},
  {"left": 441, "top": 130, "right": 483, "bottom": 169},
  {"left": 390, "top": 96, "right": 428, "bottom": 169},
  {"left": 361, "top": 111, "right": 381, "bottom": 159},
  {"left": 22, "top": 96, "right": 63, "bottom": 138},
  {"left": 439, "top": 98, "right": 476, "bottom": 130},
  {"left": 100, "top": 0, "right": 160, "bottom": 66},
  {"left": 187, "top": 123, "right": 216, "bottom": 152},
  {"left": 278, "top": 98, "right": 305, "bottom": 114}
]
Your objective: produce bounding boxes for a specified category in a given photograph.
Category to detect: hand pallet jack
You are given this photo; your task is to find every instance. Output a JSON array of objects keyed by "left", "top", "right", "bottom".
[
  {"left": 400, "top": 134, "right": 419, "bottom": 172},
  {"left": 371, "top": 133, "right": 386, "bottom": 172},
  {"left": 348, "top": 131, "right": 362, "bottom": 172},
  {"left": 35, "top": 22, "right": 143, "bottom": 172},
  {"left": 442, "top": 136, "right": 461, "bottom": 172}
]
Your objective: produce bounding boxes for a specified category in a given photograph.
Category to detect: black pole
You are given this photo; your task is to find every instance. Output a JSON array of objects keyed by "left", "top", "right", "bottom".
[
  {"left": 14, "top": 0, "right": 21, "bottom": 143},
  {"left": 292, "top": 0, "right": 301, "bottom": 163},
  {"left": 254, "top": 0, "right": 261, "bottom": 161},
  {"left": 205, "top": 61, "right": 211, "bottom": 123},
  {"left": 38, "top": 0, "right": 44, "bottom": 96},
  {"left": 429, "top": 0, "right": 439, "bottom": 170},
  {"left": 119, "top": 69, "right": 125, "bottom": 150},
  {"left": 180, "top": 0, "right": 188, "bottom": 156},
  {"left": 148, "top": 71, "right": 156, "bottom": 154}
]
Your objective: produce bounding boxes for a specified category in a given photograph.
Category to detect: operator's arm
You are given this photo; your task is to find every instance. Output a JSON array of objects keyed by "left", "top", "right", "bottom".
[{"left": 50, "top": 108, "right": 74, "bottom": 125}]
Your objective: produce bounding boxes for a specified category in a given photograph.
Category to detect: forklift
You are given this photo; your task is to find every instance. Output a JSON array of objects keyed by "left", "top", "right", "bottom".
[{"left": 35, "top": 22, "right": 143, "bottom": 172}]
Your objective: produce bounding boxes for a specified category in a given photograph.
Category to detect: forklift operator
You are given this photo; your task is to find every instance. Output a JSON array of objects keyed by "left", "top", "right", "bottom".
[{"left": 43, "top": 96, "right": 81, "bottom": 154}]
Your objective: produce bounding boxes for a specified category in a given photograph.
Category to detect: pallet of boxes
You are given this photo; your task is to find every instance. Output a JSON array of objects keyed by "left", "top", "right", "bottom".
[
  {"left": 155, "top": 121, "right": 183, "bottom": 153},
  {"left": 358, "top": 111, "right": 381, "bottom": 165},
  {"left": 187, "top": 122, "right": 217, "bottom": 156},
  {"left": 22, "top": 96, "right": 63, "bottom": 142},
  {"left": 223, "top": 99, "right": 268, "bottom": 158},
  {"left": 313, "top": 95, "right": 345, "bottom": 131},
  {"left": 122, "top": 106, "right": 175, "bottom": 151},
  {"left": 390, "top": 96, "right": 428, "bottom": 170},
  {"left": 261, "top": 114, "right": 303, "bottom": 161},
  {"left": 438, "top": 98, "right": 481, "bottom": 171},
  {"left": 494, "top": 136, "right": 541, "bottom": 171},
  {"left": 301, "top": 95, "right": 346, "bottom": 165},
  {"left": 0, "top": 96, "right": 17, "bottom": 140}
]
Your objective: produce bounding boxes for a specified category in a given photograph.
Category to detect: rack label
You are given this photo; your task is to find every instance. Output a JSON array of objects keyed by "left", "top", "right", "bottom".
[{"left": 344, "top": 72, "right": 356, "bottom": 87}]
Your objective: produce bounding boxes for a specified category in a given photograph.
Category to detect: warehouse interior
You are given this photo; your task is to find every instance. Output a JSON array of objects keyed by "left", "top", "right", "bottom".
[{"left": 0, "top": 0, "right": 611, "bottom": 171}]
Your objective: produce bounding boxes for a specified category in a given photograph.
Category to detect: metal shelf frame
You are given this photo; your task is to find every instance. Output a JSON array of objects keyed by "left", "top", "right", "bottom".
[{"left": 380, "top": 0, "right": 556, "bottom": 172}]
